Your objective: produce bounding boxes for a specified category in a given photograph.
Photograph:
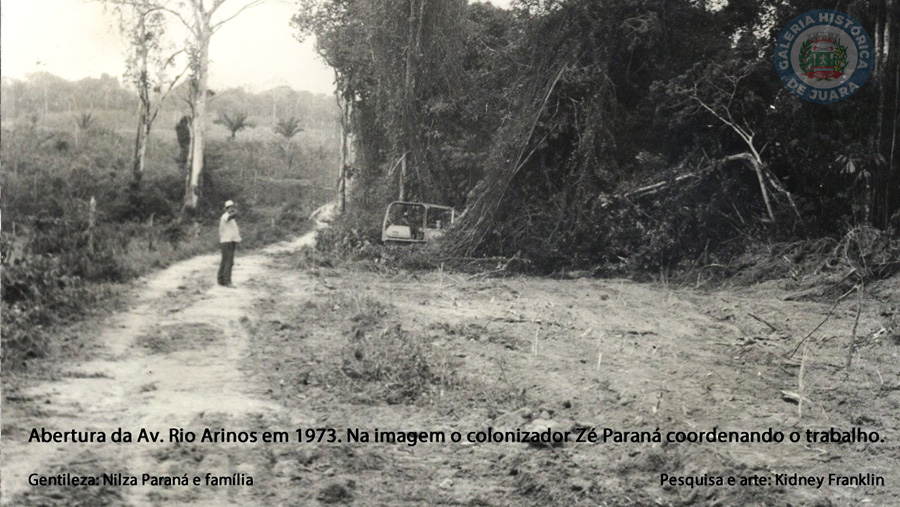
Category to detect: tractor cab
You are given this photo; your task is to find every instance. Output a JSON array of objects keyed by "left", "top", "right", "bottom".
[{"left": 381, "top": 201, "right": 456, "bottom": 243}]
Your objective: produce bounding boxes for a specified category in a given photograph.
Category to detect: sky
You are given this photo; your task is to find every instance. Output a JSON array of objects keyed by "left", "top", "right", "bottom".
[
  {"left": 1, "top": 0, "right": 333, "bottom": 94},
  {"left": 1, "top": 0, "right": 512, "bottom": 95}
]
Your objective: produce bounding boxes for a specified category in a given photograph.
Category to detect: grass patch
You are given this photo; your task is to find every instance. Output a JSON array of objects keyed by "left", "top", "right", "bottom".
[
  {"left": 429, "top": 321, "right": 523, "bottom": 350},
  {"left": 340, "top": 322, "right": 461, "bottom": 405}
]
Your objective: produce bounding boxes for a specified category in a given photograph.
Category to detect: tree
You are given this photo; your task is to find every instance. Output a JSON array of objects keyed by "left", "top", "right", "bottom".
[
  {"left": 274, "top": 116, "right": 303, "bottom": 139},
  {"left": 214, "top": 112, "right": 254, "bottom": 139},
  {"left": 107, "top": 0, "right": 266, "bottom": 205},
  {"left": 104, "top": 0, "right": 187, "bottom": 187},
  {"left": 677, "top": 65, "right": 775, "bottom": 221},
  {"left": 274, "top": 116, "right": 303, "bottom": 171},
  {"left": 294, "top": 0, "right": 470, "bottom": 204},
  {"left": 665, "top": 57, "right": 806, "bottom": 224},
  {"left": 869, "top": 0, "right": 900, "bottom": 227},
  {"left": 294, "top": 0, "right": 375, "bottom": 207},
  {"left": 335, "top": 74, "right": 355, "bottom": 212},
  {"left": 178, "top": 0, "right": 268, "bottom": 209},
  {"left": 73, "top": 112, "right": 96, "bottom": 149}
]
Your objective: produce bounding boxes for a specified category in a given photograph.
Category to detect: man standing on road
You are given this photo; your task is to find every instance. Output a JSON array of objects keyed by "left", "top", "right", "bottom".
[{"left": 218, "top": 200, "right": 242, "bottom": 287}]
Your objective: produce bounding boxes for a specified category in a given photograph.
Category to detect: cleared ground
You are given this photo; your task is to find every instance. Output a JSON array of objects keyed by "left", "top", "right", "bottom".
[{"left": 2, "top": 231, "right": 898, "bottom": 506}]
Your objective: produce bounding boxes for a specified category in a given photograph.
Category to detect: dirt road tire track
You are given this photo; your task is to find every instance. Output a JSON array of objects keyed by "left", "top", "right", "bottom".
[{"left": 2, "top": 232, "right": 317, "bottom": 507}]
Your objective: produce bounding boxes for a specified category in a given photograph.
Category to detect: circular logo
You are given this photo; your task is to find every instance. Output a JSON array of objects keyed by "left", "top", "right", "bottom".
[{"left": 774, "top": 9, "right": 873, "bottom": 104}]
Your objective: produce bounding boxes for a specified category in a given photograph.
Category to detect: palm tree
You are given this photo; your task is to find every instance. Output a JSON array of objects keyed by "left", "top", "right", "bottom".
[
  {"left": 73, "top": 112, "right": 95, "bottom": 149},
  {"left": 75, "top": 111, "right": 95, "bottom": 130},
  {"left": 214, "top": 112, "right": 254, "bottom": 140},
  {"left": 274, "top": 116, "right": 303, "bottom": 139},
  {"left": 274, "top": 117, "right": 303, "bottom": 171}
]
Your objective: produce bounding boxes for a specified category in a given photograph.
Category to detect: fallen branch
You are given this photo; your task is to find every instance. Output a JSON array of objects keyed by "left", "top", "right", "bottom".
[
  {"left": 748, "top": 312, "right": 778, "bottom": 332},
  {"left": 491, "top": 317, "right": 531, "bottom": 324},
  {"left": 798, "top": 344, "right": 808, "bottom": 419},
  {"left": 466, "top": 269, "right": 508, "bottom": 280},
  {"left": 781, "top": 390, "right": 813, "bottom": 406},
  {"left": 623, "top": 171, "right": 700, "bottom": 199},
  {"left": 784, "top": 283, "right": 858, "bottom": 359},
  {"left": 761, "top": 166, "right": 802, "bottom": 219},
  {"left": 845, "top": 282, "right": 864, "bottom": 371}
]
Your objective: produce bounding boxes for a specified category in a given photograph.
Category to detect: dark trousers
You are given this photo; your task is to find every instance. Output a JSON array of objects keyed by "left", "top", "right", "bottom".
[{"left": 218, "top": 242, "right": 236, "bottom": 285}]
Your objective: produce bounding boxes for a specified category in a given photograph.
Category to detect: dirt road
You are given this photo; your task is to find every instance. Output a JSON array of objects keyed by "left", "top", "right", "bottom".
[{"left": 2, "top": 229, "right": 898, "bottom": 506}]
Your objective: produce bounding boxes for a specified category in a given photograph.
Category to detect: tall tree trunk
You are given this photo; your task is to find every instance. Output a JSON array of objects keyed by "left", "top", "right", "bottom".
[
  {"left": 287, "top": 141, "right": 294, "bottom": 172},
  {"left": 400, "top": 0, "right": 422, "bottom": 201},
  {"left": 888, "top": 63, "right": 899, "bottom": 226},
  {"left": 874, "top": 3, "right": 886, "bottom": 226},
  {"left": 337, "top": 81, "right": 350, "bottom": 212},
  {"left": 133, "top": 120, "right": 149, "bottom": 187},
  {"left": 88, "top": 196, "right": 97, "bottom": 254},
  {"left": 133, "top": 86, "right": 150, "bottom": 187},
  {"left": 186, "top": 11, "right": 211, "bottom": 209},
  {"left": 176, "top": 115, "right": 193, "bottom": 207},
  {"left": 874, "top": 0, "right": 899, "bottom": 227},
  {"left": 885, "top": 0, "right": 899, "bottom": 227},
  {"left": 132, "top": 9, "right": 151, "bottom": 187},
  {"left": 400, "top": 153, "right": 406, "bottom": 201},
  {"left": 184, "top": 119, "right": 195, "bottom": 206}
]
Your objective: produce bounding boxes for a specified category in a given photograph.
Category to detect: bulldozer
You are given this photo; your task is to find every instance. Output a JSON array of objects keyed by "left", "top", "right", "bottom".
[{"left": 381, "top": 201, "right": 456, "bottom": 244}]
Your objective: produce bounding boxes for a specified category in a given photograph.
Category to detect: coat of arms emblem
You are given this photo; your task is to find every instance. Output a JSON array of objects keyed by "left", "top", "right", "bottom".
[{"left": 799, "top": 33, "right": 848, "bottom": 80}]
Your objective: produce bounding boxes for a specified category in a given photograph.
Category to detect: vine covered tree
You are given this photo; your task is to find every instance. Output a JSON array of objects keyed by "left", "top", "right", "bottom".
[{"left": 293, "top": 0, "right": 471, "bottom": 204}]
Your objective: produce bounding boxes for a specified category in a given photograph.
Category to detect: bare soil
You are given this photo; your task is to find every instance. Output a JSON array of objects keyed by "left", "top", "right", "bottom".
[{"left": 2, "top": 229, "right": 898, "bottom": 506}]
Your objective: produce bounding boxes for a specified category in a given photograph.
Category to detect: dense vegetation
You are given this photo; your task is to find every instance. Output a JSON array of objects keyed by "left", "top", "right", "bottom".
[
  {"left": 296, "top": 0, "right": 899, "bottom": 276},
  {"left": 1, "top": 74, "right": 339, "bottom": 369}
]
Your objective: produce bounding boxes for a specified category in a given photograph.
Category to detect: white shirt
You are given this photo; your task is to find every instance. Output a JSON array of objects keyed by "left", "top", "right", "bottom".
[{"left": 219, "top": 211, "right": 242, "bottom": 243}]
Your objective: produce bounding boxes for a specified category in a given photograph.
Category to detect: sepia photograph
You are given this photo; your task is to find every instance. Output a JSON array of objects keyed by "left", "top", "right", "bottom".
[{"left": 1, "top": 0, "right": 898, "bottom": 505}]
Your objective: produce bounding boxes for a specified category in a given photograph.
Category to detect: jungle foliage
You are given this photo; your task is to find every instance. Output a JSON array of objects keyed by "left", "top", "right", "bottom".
[{"left": 296, "top": 0, "right": 899, "bottom": 274}]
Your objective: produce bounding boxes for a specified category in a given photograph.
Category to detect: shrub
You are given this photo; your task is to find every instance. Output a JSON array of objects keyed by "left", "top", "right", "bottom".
[
  {"left": 0, "top": 251, "right": 101, "bottom": 366},
  {"left": 341, "top": 323, "right": 455, "bottom": 404},
  {"left": 107, "top": 181, "right": 178, "bottom": 223}
]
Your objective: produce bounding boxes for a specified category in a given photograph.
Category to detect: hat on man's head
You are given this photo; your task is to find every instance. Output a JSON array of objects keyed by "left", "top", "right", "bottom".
[{"left": 224, "top": 200, "right": 236, "bottom": 209}]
